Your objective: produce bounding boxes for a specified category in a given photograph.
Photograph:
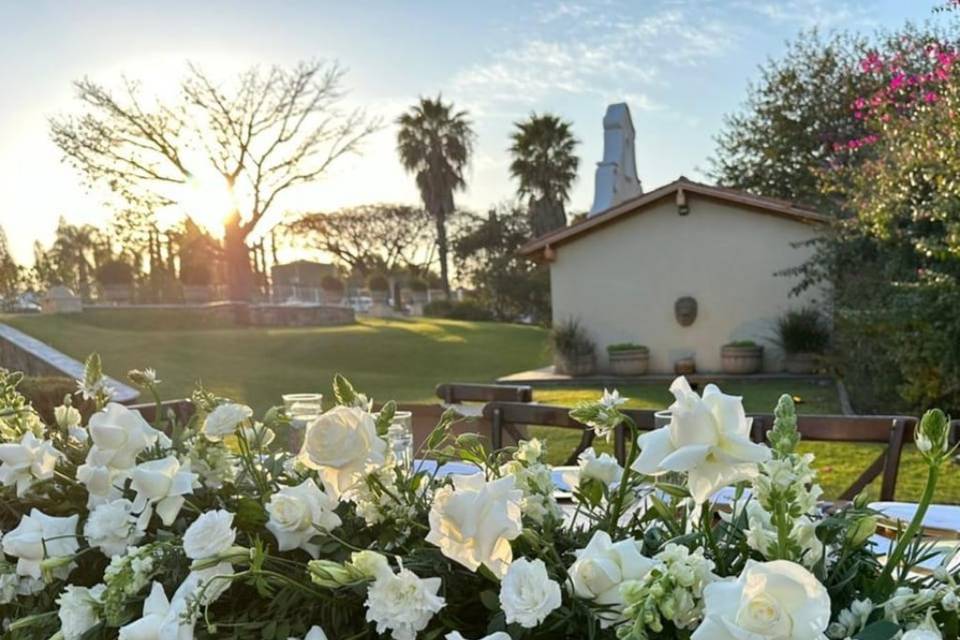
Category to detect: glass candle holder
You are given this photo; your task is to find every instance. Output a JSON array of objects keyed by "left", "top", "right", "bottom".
[
  {"left": 387, "top": 424, "right": 414, "bottom": 471},
  {"left": 282, "top": 393, "right": 323, "bottom": 452}
]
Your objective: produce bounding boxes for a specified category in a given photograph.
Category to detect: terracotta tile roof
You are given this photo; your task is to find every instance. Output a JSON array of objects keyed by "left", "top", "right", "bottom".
[{"left": 519, "top": 176, "right": 831, "bottom": 257}]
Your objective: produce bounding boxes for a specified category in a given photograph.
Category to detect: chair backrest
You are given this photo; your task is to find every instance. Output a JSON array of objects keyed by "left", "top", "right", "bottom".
[
  {"left": 436, "top": 383, "right": 533, "bottom": 404},
  {"left": 128, "top": 399, "right": 195, "bottom": 431},
  {"left": 749, "top": 413, "right": 917, "bottom": 502},
  {"left": 482, "top": 401, "right": 656, "bottom": 465}
]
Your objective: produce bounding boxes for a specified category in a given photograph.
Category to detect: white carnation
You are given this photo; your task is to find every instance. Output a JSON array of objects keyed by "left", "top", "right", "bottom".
[
  {"left": 202, "top": 403, "right": 253, "bottom": 441},
  {"left": 57, "top": 584, "right": 105, "bottom": 640},
  {"left": 365, "top": 564, "right": 445, "bottom": 640},
  {"left": 84, "top": 499, "right": 144, "bottom": 558},
  {"left": 500, "top": 557, "right": 561, "bottom": 628}
]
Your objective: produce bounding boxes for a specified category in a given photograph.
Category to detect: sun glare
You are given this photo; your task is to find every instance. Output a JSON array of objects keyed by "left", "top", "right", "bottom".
[{"left": 154, "top": 174, "right": 237, "bottom": 236}]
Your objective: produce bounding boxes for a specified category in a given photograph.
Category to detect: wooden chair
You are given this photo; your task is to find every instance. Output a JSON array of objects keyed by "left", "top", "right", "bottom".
[
  {"left": 435, "top": 383, "right": 533, "bottom": 404},
  {"left": 482, "top": 401, "right": 656, "bottom": 465},
  {"left": 749, "top": 414, "right": 917, "bottom": 502}
]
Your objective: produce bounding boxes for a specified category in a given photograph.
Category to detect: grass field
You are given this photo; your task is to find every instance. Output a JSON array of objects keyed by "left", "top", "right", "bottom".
[{"left": 3, "top": 309, "right": 955, "bottom": 503}]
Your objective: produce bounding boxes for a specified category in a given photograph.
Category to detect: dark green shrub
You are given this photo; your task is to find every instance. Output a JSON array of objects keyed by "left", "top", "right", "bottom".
[
  {"left": 550, "top": 318, "right": 595, "bottom": 358},
  {"left": 17, "top": 376, "right": 97, "bottom": 425},
  {"left": 409, "top": 278, "right": 428, "bottom": 292},
  {"left": 723, "top": 340, "right": 759, "bottom": 348},
  {"left": 180, "top": 263, "right": 212, "bottom": 286},
  {"left": 96, "top": 260, "right": 134, "bottom": 285},
  {"left": 422, "top": 299, "right": 493, "bottom": 321},
  {"left": 776, "top": 308, "right": 830, "bottom": 354},
  {"left": 367, "top": 273, "right": 390, "bottom": 292},
  {"left": 607, "top": 343, "right": 648, "bottom": 353}
]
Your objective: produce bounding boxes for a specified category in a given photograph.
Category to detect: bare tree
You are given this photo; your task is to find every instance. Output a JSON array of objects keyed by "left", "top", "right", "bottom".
[
  {"left": 50, "top": 60, "right": 378, "bottom": 300},
  {"left": 287, "top": 204, "right": 434, "bottom": 275}
]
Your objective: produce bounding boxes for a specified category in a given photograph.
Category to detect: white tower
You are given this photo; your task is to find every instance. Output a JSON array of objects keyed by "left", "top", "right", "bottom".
[{"left": 589, "top": 103, "right": 643, "bottom": 216}]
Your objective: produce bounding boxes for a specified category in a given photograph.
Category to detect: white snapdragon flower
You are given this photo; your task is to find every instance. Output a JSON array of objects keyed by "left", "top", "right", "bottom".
[
  {"left": 633, "top": 377, "right": 770, "bottom": 503},
  {"left": 288, "top": 627, "right": 329, "bottom": 640},
  {"left": 84, "top": 403, "right": 163, "bottom": 469},
  {"left": 426, "top": 473, "right": 523, "bottom": 578},
  {"left": 2, "top": 509, "right": 79, "bottom": 579},
  {"left": 499, "top": 558, "right": 561, "bottom": 628},
  {"left": 298, "top": 405, "right": 387, "bottom": 498},
  {"left": 568, "top": 531, "right": 653, "bottom": 626},
  {"left": 577, "top": 447, "right": 622, "bottom": 485},
  {"left": 691, "top": 560, "right": 830, "bottom": 640},
  {"left": 57, "top": 584, "right": 105, "bottom": 640},
  {"left": 118, "top": 581, "right": 196, "bottom": 640},
  {"left": 266, "top": 479, "right": 341, "bottom": 557},
  {"left": 54, "top": 405, "right": 87, "bottom": 442},
  {"left": 129, "top": 456, "right": 198, "bottom": 526},
  {"left": 202, "top": 403, "right": 253, "bottom": 441},
  {"left": 0, "top": 431, "right": 62, "bottom": 496},
  {"left": 182, "top": 509, "right": 236, "bottom": 560},
  {"left": 84, "top": 499, "right": 145, "bottom": 557},
  {"left": 364, "top": 563, "right": 445, "bottom": 640}
]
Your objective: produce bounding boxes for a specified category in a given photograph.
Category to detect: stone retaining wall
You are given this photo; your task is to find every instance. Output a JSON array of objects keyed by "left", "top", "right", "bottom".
[{"left": 0, "top": 323, "right": 140, "bottom": 403}]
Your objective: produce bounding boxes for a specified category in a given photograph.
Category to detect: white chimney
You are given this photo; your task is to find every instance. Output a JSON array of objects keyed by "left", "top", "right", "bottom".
[{"left": 589, "top": 103, "right": 643, "bottom": 216}]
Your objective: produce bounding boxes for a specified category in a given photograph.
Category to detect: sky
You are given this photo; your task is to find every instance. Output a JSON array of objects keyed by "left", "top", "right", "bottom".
[{"left": 0, "top": 0, "right": 943, "bottom": 264}]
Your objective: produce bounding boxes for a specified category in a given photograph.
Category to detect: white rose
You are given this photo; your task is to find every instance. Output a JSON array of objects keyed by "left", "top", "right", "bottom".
[
  {"left": 365, "top": 565, "right": 445, "bottom": 640},
  {"left": 568, "top": 530, "right": 653, "bottom": 626},
  {"left": 633, "top": 377, "right": 771, "bottom": 503},
  {"left": 129, "top": 456, "right": 198, "bottom": 526},
  {"left": 86, "top": 403, "right": 163, "bottom": 469},
  {"left": 118, "top": 581, "right": 196, "bottom": 640},
  {"left": 0, "top": 431, "right": 62, "bottom": 496},
  {"left": 288, "top": 627, "right": 329, "bottom": 640},
  {"left": 84, "top": 499, "right": 144, "bottom": 557},
  {"left": 181, "top": 510, "right": 236, "bottom": 560},
  {"left": 2, "top": 509, "right": 79, "bottom": 579},
  {"left": 350, "top": 550, "right": 392, "bottom": 580},
  {"left": 298, "top": 405, "right": 386, "bottom": 498},
  {"left": 578, "top": 447, "right": 622, "bottom": 485},
  {"left": 499, "top": 557, "right": 561, "bottom": 628},
  {"left": 202, "top": 403, "right": 253, "bottom": 441},
  {"left": 266, "top": 479, "right": 341, "bottom": 557},
  {"left": 426, "top": 473, "right": 523, "bottom": 578},
  {"left": 691, "top": 559, "right": 830, "bottom": 640},
  {"left": 57, "top": 584, "right": 105, "bottom": 640},
  {"left": 446, "top": 634, "right": 512, "bottom": 640}
]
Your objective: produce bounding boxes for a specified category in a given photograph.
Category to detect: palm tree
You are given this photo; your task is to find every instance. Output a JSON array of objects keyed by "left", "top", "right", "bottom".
[
  {"left": 396, "top": 96, "right": 474, "bottom": 298},
  {"left": 509, "top": 113, "right": 579, "bottom": 237}
]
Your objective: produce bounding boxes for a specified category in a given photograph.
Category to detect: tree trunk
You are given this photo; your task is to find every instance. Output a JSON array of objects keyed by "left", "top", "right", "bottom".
[
  {"left": 435, "top": 209, "right": 450, "bottom": 299},
  {"left": 224, "top": 213, "right": 252, "bottom": 302}
]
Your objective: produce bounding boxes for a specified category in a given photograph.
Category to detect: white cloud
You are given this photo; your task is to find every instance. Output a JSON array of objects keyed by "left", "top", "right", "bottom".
[{"left": 732, "top": 0, "right": 873, "bottom": 30}]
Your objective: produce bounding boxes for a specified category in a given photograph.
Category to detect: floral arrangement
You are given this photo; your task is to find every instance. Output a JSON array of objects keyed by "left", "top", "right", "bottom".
[{"left": 0, "top": 355, "right": 958, "bottom": 640}]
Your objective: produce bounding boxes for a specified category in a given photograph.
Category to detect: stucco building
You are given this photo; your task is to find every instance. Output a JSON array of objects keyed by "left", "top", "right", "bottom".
[{"left": 520, "top": 104, "right": 829, "bottom": 373}]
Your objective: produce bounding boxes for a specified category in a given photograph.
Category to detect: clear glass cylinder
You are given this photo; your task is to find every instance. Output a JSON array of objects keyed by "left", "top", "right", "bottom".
[{"left": 387, "top": 424, "right": 414, "bottom": 471}]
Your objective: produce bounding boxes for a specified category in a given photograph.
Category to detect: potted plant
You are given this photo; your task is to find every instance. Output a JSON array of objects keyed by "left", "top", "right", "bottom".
[
  {"left": 721, "top": 340, "right": 764, "bottom": 374},
  {"left": 775, "top": 308, "right": 830, "bottom": 374},
  {"left": 320, "top": 275, "right": 346, "bottom": 305},
  {"left": 550, "top": 318, "right": 596, "bottom": 376},
  {"left": 367, "top": 273, "right": 390, "bottom": 304},
  {"left": 607, "top": 343, "right": 650, "bottom": 375}
]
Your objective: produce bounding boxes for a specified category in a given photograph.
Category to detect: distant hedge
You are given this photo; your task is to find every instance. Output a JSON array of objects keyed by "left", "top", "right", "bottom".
[
  {"left": 422, "top": 299, "right": 493, "bottom": 321},
  {"left": 17, "top": 376, "right": 97, "bottom": 425}
]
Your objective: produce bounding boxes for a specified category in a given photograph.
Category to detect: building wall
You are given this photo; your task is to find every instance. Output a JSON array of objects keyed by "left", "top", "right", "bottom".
[{"left": 549, "top": 195, "right": 824, "bottom": 373}]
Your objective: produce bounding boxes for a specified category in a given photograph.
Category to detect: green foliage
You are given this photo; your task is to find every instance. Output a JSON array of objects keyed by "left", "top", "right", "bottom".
[
  {"left": 606, "top": 343, "right": 648, "bottom": 353},
  {"left": 95, "top": 259, "right": 134, "bottom": 285},
  {"left": 422, "top": 299, "right": 494, "bottom": 321},
  {"left": 408, "top": 277, "right": 428, "bottom": 292},
  {"left": 453, "top": 204, "right": 550, "bottom": 323},
  {"left": 776, "top": 308, "right": 831, "bottom": 354},
  {"left": 366, "top": 272, "right": 390, "bottom": 292},
  {"left": 550, "top": 318, "right": 595, "bottom": 358},
  {"left": 722, "top": 340, "right": 758, "bottom": 348},
  {"left": 17, "top": 376, "right": 95, "bottom": 425},
  {"left": 768, "top": 394, "right": 800, "bottom": 456}
]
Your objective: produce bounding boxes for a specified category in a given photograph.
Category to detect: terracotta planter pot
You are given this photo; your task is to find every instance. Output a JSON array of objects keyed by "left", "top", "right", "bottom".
[
  {"left": 784, "top": 352, "right": 818, "bottom": 374},
  {"left": 554, "top": 352, "right": 596, "bottom": 376},
  {"left": 721, "top": 344, "right": 764, "bottom": 374},
  {"left": 608, "top": 349, "right": 650, "bottom": 375}
]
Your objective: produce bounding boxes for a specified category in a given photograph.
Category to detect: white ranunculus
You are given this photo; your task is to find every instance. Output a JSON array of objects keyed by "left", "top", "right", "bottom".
[
  {"left": 84, "top": 498, "right": 144, "bottom": 557},
  {"left": 426, "top": 473, "right": 523, "bottom": 578},
  {"left": 287, "top": 626, "right": 329, "bottom": 640},
  {"left": 118, "top": 581, "right": 196, "bottom": 640},
  {"left": 633, "top": 377, "right": 771, "bottom": 503},
  {"left": 57, "top": 583, "right": 105, "bottom": 640},
  {"left": 298, "top": 405, "right": 387, "bottom": 498},
  {"left": 181, "top": 510, "right": 236, "bottom": 560},
  {"left": 2, "top": 509, "right": 79, "bottom": 579},
  {"left": 568, "top": 530, "right": 654, "bottom": 626},
  {"left": 266, "top": 479, "right": 341, "bottom": 557},
  {"left": 202, "top": 403, "right": 253, "bottom": 442},
  {"left": 499, "top": 557, "right": 562, "bottom": 628},
  {"left": 691, "top": 559, "right": 830, "bottom": 640},
  {"left": 446, "top": 634, "right": 512, "bottom": 640},
  {"left": 578, "top": 447, "right": 622, "bottom": 485},
  {"left": 129, "top": 456, "right": 198, "bottom": 526},
  {"left": 0, "top": 431, "right": 62, "bottom": 496},
  {"left": 86, "top": 403, "right": 163, "bottom": 469},
  {"left": 365, "top": 565, "right": 445, "bottom": 640}
]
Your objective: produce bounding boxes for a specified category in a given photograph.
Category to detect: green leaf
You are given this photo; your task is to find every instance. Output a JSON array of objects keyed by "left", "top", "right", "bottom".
[
  {"left": 332, "top": 374, "right": 357, "bottom": 406},
  {"left": 480, "top": 589, "right": 500, "bottom": 611},
  {"left": 376, "top": 400, "right": 396, "bottom": 435},
  {"left": 853, "top": 621, "right": 900, "bottom": 640}
]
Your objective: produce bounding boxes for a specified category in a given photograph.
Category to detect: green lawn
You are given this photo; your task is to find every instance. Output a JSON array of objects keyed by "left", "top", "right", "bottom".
[
  {"left": 3, "top": 310, "right": 955, "bottom": 503},
  {"left": 1, "top": 310, "right": 549, "bottom": 410}
]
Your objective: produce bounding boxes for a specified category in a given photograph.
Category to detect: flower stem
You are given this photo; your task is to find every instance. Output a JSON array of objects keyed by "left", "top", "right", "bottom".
[
  {"left": 610, "top": 416, "right": 640, "bottom": 536},
  {"left": 877, "top": 463, "right": 940, "bottom": 591}
]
